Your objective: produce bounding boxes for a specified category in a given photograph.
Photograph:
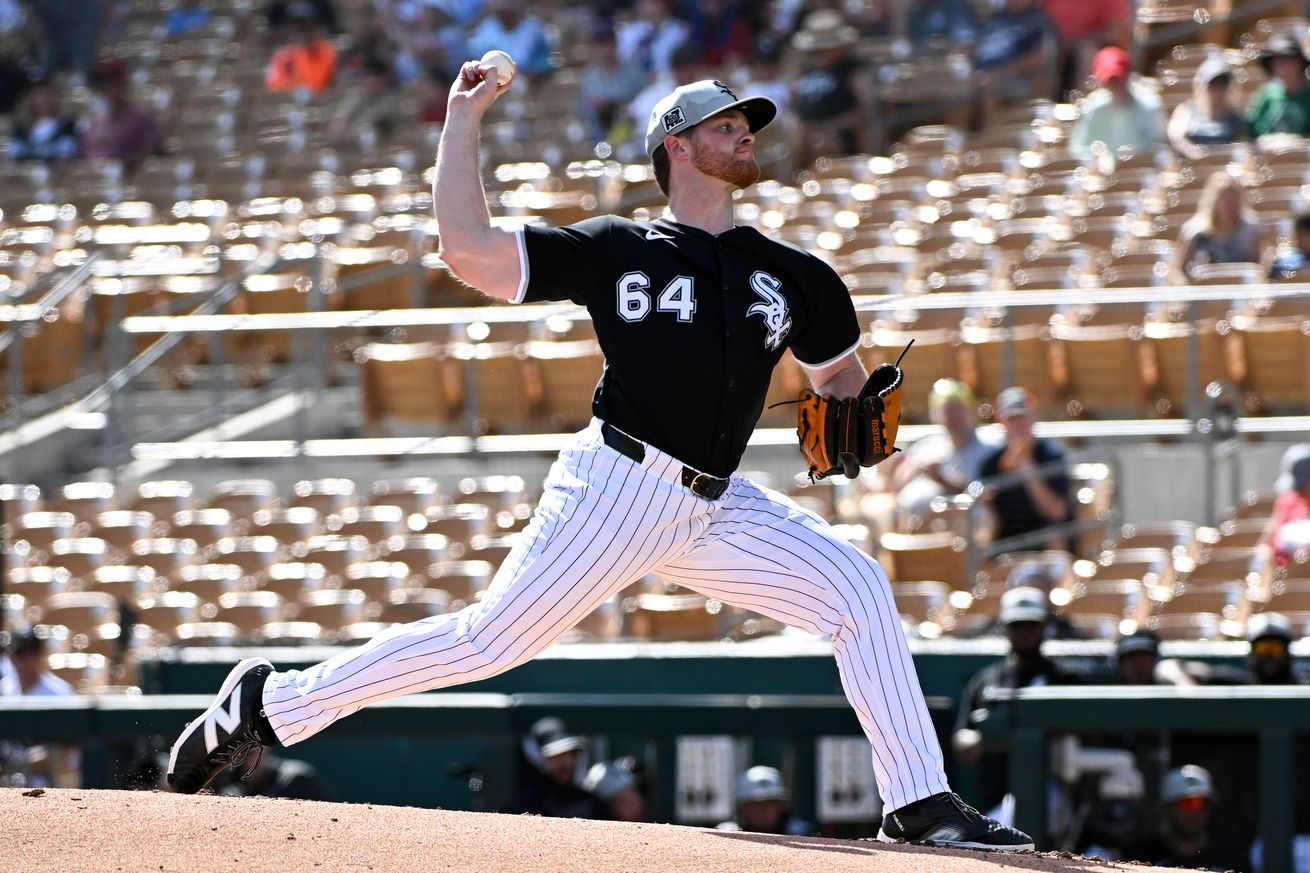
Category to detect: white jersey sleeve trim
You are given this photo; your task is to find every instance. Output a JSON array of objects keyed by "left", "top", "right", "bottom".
[
  {"left": 796, "top": 338, "right": 861, "bottom": 372},
  {"left": 511, "top": 227, "right": 530, "bottom": 305}
]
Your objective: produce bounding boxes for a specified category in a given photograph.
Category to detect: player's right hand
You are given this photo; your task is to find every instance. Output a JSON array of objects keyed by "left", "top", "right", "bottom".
[{"left": 447, "top": 59, "right": 511, "bottom": 118}]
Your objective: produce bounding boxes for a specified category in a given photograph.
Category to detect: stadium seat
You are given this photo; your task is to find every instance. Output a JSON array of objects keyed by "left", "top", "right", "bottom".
[
  {"left": 135, "top": 591, "right": 203, "bottom": 635},
  {"left": 204, "top": 535, "right": 282, "bottom": 574},
  {"left": 294, "top": 534, "right": 372, "bottom": 579},
  {"left": 371, "top": 478, "right": 444, "bottom": 516},
  {"left": 50, "top": 482, "right": 116, "bottom": 519},
  {"left": 89, "top": 565, "right": 159, "bottom": 602},
  {"left": 39, "top": 591, "right": 119, "bottom": 636},
  {"left": 211, "top": 590, "right": 286, "bottom": 638},
  {"left": 288, "top": 478, "right": 358, "bottom": 516},
  {"left": 1048, "top": 322, "right": 1155, "bottom": 418},
  {"left": 47, "top": 537, "right": 111, "bottom": 580},
  {"left": 356, "top": 341, "right": 460, "bottom": 431},
  {"left": 250, "top": 507, "right": 321, "bottom": 544},
  {"left": 258, "top": 562, "right": 328, "bottom": 599},
  {"left": 166, "top": 509, "right": 236, "bottom": 549},
  {"left": 1226, "top": 313, "right": 1310, "bottom": 414},
  {"left": 255, "top": 621, "right": 326, "bottom": 646},
  {"left": 1064, "top": 579, "right": 1149, "bottom": 623},
  {"left": 376, "top": 588, "right": 452, "bottom": 624},
  {"left": 343, "top": 561, "right": 413, "bottom": 600},
  {"left": 207, "top": 479, "right": 279, "bottom": 520},
  {"left": 173, "top": 621, "right": 242, "bottom": 648},
  {"left": 421, "top": 505, "right": 491, "bottom": 542},
  {"left": 171, "top": 563, "right": 246, "bottom": 602},
  {"left": 89, "top": 511, "right": 156, "bottom": 550},
  {"left": 10, "top": 511, "right": 78, "bottom": 554},
  {"left": 332, "top": 505, "right": 407, "bottom": 542},
  {"left": 879, "top": 531, "right": 968, "bottom": 588},
  {"left": 520, "top": 339, "right": 605, "bottom": 432},
  {"left": 6, "top": 566, "right": 71, "bottom": 606},
  {"left": 624, "top": 592, "right": 723, "bottom": 642}
]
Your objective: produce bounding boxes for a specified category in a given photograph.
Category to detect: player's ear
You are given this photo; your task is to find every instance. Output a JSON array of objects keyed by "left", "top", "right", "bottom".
[{"left": 663, "top": 133, "right": 689, "bottom": 160}]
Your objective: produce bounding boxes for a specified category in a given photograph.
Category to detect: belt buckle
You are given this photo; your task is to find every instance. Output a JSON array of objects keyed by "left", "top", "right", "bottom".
[{"left": 687, "top": 471, "right": 727, "bottom": 501}]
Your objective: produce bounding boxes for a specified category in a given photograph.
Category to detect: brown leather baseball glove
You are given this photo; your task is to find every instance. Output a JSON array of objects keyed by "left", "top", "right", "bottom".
[{"left": 795, "top": 343, "right": 910, "bottom": 481}]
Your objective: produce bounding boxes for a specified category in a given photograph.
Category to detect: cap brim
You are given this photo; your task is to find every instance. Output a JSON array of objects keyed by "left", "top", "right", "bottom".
[
  {"left": 1002, "top": 609, "right": 1048, "bottom": 624},
  {"left": 1117, "top": 640, "right": 1158, "bottom": 656},
  {"left": 540, "top": 737, "right": 583, "bottom": 757}
]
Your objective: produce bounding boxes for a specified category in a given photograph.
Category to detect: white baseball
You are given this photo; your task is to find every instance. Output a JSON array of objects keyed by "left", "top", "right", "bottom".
[{"left": 480, "top": 50, "right": 515, "bottom": 87}]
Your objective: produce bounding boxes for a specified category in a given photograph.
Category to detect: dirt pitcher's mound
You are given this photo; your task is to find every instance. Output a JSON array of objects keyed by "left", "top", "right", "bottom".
[{"left": 3, "top": 788, "right": 1153, "bottom": 873}]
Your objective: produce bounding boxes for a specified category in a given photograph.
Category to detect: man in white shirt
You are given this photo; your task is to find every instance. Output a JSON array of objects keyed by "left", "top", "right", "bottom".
[
  {"left": 0, "top": 630, "right": 77, "bottom": 788},
  {"left": 1069, "top": 46, "right": 1164, "bottom": 171}
]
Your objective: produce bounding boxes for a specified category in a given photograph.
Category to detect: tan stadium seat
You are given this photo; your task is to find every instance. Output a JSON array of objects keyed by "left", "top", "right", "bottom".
[
  {"left": 879, "top": 531, "right": 968, "bottom": 588},
  {"left": 0, "top": 483, "right": 42, "bottom": 516},
  {"left": 47, "top": 652, "right": 110, "bottom": 691},
  {"left": 893, "top": 580, "right": 952, "bottom": 629},
  {"left": 1184, "top": 547, "right": 1269, "bottom": 586},
  {"left": 1226, "top": 313, "right": 1310, "bottom": 415},
  {"left": 370, "top": 477, "right": 443, "bottom": 516},
  {"left": 166, "top": 509, "right": 235, "bottom": 549},
  {"left": 371, "top": 588, "right": 449, "bottom": 625},
  {"left": 426, "top": 560, "right": 495, "bottom": 601},
  {"left": 39, "top": 591, "right": 119, "bottom": 636},
  {"left": 7, "top": 566, "right": 72, "bottom": 605},
  {"left": 129, "top": 537, "right": 200, "bottom": 576},
  {"left": 1077, "top": 547, "right": 1175, "bottom": 589},
  {"left": 1228, "top": 490, "right": 1276, "bottom": 522},
  {"left": 50, "top": 482, "right": 116, "bottom": 519},
  {"left": 89, "top": 565, "right": 159, "bottom": 602},
  {"left": 624, "top": 591, "right": 723, "bottom": 641},
  {"left": 204, "top": 535, "right": 282, "bottom": 575},
  {"left": 135, "top": 591, "right": 203, "bottom": 634},
  {"left": 1048, "top": 322, "right": 1155, "bottom": 419},
  {"left": 1141, "top": 318, "right": 1230, "bottom": 417},
  {"left": 421, "top": 504, "right": 491, "bottom": 541},
  {"left": 209, "top": 590, "right": 285, "bottom": 634},
  {"left": 332, "top": 505, "right": 407, "bottom": 542},
  {"left": 258, "top": 562, "right": 328, "bottom": 599},
  {"left": 1146, "top": 611, "right": 1234, "bottom": 641},
  {"left": 131, "top": 480, "right": 196, "bottom": 517},
  {"left": 75, "top": 622, "right": 157, "bottom": 658},
  {"left": 10, "top": 511, "right": 78, "bottom": 554},
  {"left": 47, "top": 537, "right": 111, "bottom": 580},
  {"left": 256, "top": 621, "right": 326, "bottom": 646},
  {"left": 171, "top": 563, "right": 246, "bottom": 602},
  {"left": 294, "top": 534, "right": 372, "bottom": 579},
  {"left": 88, "top": 511, "right": 156, "bottom": 550},
  {"left": 173, "top": 621, "right": 242, "bottom": 648},
  {"left": 521, "top": 339, "right": 605, "bottom": 433},
  {"left": 356, "top": 341, "right": 460, "bottom": 431},
  {"left": 1207, "top": 518, "right": 1272, "bottom": 550},
  {"left": 207, "top": 479, "right": 279, "bottom": 520},
  {"left": 250, "top": 507, "right": 321, "bottom": 544},
  {"left": 287, "top": 478, "right": 358, "bottom": 516},
  {"left": 957, "top": 322, "right": 1058, "bottom": 419},
  {"left": 463, "top": 534, "right": 519, "bottom": 569},
  {"left": 297, "top": 589, "right": 370, "bottom": 631},
  {"left": 336, "top": 621, "right": 395, "bottom": 645},
  {"left": 383, "top": 534, "right": 452, "bottom": 576},
  {"left": 458, "top": 341, "right": 533, "bottom": 434},
  {"left": 1063, "top": 579, "right": 1149, "bottom": 623},
  {"left": 454, "top": 476, "right": 529, "bottom": 511},
  {"left": 342, "top": 561, "right": 413, "bottom": 600}
]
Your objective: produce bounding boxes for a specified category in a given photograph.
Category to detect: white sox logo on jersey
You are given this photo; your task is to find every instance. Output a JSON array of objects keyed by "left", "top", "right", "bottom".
[{"left": 747, "top": 270, "right": 791, "bottom": 351}]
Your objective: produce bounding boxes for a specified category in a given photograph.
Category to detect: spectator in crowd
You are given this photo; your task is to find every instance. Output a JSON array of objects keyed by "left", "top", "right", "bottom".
[
  {"left": 1244, "top": 612, "right": 1303, "bottom": 686},
  {"left": 882, "top": 379, "right": 999, "bottom": 522},
  {"left": 0, "top": 629, "right": 79, "bottom": 788},
  {"left": 628, "top": 44, "right": 701, "bottom": 152},
  {"left": 979, "top": 387, "right": 1071, "bottom": 551},
  {"left": 467, "top": 0, "right": 553, "bottom": 79},
  {"left": 953, "top": 586, "right": 1083, "bottom": 813},
  {"left": 8, "top": 78, "right": 79, "bottom": 162},
  {"left": 1248, "top": 33, "right": 1310, "bottom": 141},
  {"left": 1167, "top": 56, "right": 1248, "bottom": 160},
  {"left": 894, "top": 0, "right": 978, "bottom": 47},
  {"left": 578, "top": 23, "right": 649, "bottom": 143},
  {"left": 1269, "top": 213, "right": 1310, "bottom": 279},
  {"left": 81, "top": 59, "right": 164, "bottom": 170},
  {"left": 716, "top": 766, "right": 815, "bottom": 835},
  {"left": 1171, "top": 170, "right": 1264, "bottom": 282},
  {"left": 1127, "top": 765, "right": 1250, "bottom": 871},
  {"left": 1069, "top": 46, "right": 1165, "bottom": 171},
  {"left": 1112, "top": 629, "right": 1199, "bottom": 686},
  {"left": 164, "top": 0, "right": 212, "bottom": 39},
  {"left": 387, "top": 5, "right": 465, "bottom": 85},
  {"left": 1262, "top": 445, "right": 1310, "bottom": 567},
  {"left": 790, "top": 9, "right": 872, "bottom": 167},
  {"left": 327, "top": 57, "right": 402, "bottom": 146},
  {"left": 961, "top": 561, "right": 1084, "bottom": 640},
  {"left": 265, "top": 0, "right": 338, "bottom": 38},
  {"left": 1040, "top": 0, "right": 1130, "bottom": 95},
  {"left": 30, "top": 0, "right": 101, "bottom": 73},
  {"left": 617, "top": 0, "right": 690, "bottom": 77},
  {"left": 973, "top": 0, "right": 1053, "bottom": 129},
  {"left": 685, "top": 0, "right": 754, "bottom": 69},
  {"left": 583, "top": 757, "right": 649, "bottom": 822},
  {"left": 219, "top": 751, "right": 334, "bottom": 800},
  {"left": 504, "top": 717, "right": 606, "bottom": 819},
  {"left": 265, "top": 9, "right": 338, "bottom": 95}
]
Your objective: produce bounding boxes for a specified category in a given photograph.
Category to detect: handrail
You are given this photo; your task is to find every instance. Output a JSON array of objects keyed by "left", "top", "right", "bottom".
[
  {"left": 117, "top": 281, "right": 1310, "bottom": 335},
  {"left": 0, "top": 254, "right": 101, "bottom": 353},
  {"left": 76, "top": 250, "right": 282, "bottom": 413}
]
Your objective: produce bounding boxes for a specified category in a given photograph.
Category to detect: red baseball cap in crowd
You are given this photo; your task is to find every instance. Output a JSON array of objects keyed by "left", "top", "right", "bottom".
[{"left": 1093, "top": 47, "right": 1131, "bottom": 84}]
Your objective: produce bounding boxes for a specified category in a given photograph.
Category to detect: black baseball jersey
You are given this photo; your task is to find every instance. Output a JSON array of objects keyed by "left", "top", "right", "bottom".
[{"left": 516, "top": 216, "right": 860, "bottom": 476}]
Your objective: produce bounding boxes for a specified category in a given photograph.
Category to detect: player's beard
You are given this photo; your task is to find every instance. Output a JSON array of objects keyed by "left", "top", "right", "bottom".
[{"left": 690, "top": 139, "right": 760, "bottom": 189}]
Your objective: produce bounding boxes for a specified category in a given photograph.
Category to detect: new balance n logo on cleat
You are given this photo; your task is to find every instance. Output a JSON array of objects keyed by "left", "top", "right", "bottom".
[{"left": 204, "top": 684, "right": 244, "bottom": 753}]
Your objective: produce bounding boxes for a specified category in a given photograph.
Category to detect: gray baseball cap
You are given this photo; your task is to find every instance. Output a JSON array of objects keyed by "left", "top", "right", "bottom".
[
  {"left": 645, "top": 79, "right": 777, "bottom": 159},
  {"left": 1161, "top": 765, "right": 1214, "bottom": 803},
  {"left": 737, "top": 765, "right": 789, "bottom": 803},
  {"left": 999, "top": 586, "right": 1050, "bottom": 625}
]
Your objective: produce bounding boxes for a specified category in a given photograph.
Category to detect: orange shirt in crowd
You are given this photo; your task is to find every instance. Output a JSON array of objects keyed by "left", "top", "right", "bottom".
[
  {"left": 1042, "top": 0, "right": 1130, "bottom": 43},
  {"left": 266, "top": 38, "right": 337, "bottom": 94}
]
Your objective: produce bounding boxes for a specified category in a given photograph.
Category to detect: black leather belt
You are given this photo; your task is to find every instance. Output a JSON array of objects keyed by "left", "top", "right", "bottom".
[{"left": 601, "top": 422, "right": 730, "bottom": 501}]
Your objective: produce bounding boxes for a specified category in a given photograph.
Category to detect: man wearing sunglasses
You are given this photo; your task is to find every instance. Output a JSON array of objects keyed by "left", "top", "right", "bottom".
[
  {"left": 1127, "top": 765, "right": 1249, "bottom": 871},
  {"left": 1245, "top": 612, "right": 1304, "bottom": 686}
]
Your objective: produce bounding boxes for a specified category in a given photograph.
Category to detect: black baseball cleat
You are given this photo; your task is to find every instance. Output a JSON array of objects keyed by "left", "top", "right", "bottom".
[
  {"left": 166, "top": 657, "right": 276, "bottom": 794},
  {"left": 878, "top": 792, "right": 1035, "bottom": 851}
]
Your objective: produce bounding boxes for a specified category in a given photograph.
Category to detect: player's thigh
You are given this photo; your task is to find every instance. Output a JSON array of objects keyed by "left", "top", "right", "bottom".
[{"left": 657, "top": 480, "right": 895, "bottom": 637}]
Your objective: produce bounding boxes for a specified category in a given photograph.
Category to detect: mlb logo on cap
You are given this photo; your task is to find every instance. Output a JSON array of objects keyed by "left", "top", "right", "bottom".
[{"left": 661, "top": 106, "right": 686, "bottom": 132}]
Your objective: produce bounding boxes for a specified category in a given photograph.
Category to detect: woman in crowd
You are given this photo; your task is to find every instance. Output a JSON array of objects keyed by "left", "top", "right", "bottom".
[
  {"left": 7, "top": 79, "right": 79, "bottom": 161},
  {"left": 1171, "top": 170, "right": 1264, "bottom": 281}
]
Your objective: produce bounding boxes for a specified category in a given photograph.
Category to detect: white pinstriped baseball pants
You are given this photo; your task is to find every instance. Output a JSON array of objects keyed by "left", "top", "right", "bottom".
[{"left": 261, "top": 419, "right": 950, "bottom": 811}]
